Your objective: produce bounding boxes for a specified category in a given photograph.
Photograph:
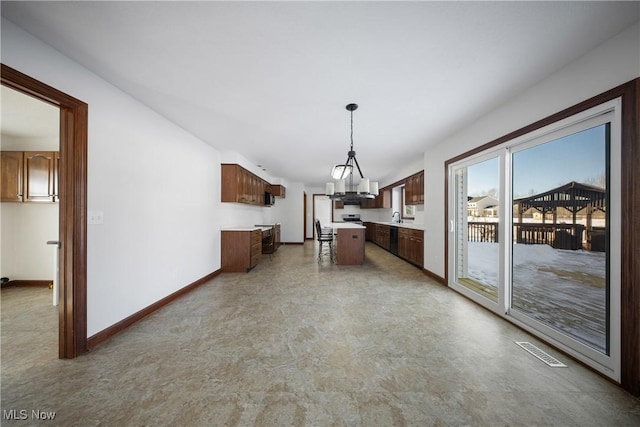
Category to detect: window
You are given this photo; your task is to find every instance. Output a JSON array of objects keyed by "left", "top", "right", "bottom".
[{"left": 402, "top": 186, "right": 415, "bottom": 219}]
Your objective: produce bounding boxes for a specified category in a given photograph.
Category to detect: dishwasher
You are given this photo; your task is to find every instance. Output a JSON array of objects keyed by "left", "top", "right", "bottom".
[{"left": 389, "top": 226, "right": 399, "bottom": 255}]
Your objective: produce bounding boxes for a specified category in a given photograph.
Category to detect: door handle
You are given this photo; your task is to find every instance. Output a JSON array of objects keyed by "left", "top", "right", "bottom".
[
  {"left": 47, "top": 240, "right": 61, "bottom": 249},
  {"left": 449, "top": 220, "right": 454, "bottom": 232}
]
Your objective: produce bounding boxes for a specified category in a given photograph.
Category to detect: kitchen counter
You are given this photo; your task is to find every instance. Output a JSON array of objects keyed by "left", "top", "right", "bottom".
[
  {"left": 328, "top": 222, "right": 366, "bottom": 229},
  {"left": 368, "top": 221, "right": 423, "bottom": 230},
  {"left": 221, "top": 226, "right": 271, "bottom": 232}
]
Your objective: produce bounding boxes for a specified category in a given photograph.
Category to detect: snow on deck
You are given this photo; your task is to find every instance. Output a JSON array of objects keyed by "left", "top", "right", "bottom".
[{"left": 467, "top": 242, "right": 607, "bottom": 353}]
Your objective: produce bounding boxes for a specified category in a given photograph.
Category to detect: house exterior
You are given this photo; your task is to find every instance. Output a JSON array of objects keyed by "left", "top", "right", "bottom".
[{"left": 467, "top": 195, "right": 499, "bottom": 218}]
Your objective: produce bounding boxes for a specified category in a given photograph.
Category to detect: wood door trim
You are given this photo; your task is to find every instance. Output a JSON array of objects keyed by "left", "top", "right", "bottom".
[{"left": 1, "top": 63, "right": 88, "bottom": 359}]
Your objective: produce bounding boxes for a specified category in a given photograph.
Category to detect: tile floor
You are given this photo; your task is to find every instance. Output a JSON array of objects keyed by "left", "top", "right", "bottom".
[{"left": 1, "top": 242, "right": 639, "bottom": 426}]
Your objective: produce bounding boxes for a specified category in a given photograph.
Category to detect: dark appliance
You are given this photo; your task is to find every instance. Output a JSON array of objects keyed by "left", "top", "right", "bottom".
[
  {"left": 389, "top": 226, "right": 399, "bottom": 255},
  {"left": 264, "top": 192, "right": 275, "bottom": 205}
]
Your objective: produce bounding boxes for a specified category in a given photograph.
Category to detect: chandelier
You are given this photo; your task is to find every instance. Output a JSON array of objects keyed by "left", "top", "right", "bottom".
[{"left": 325, "top": 103, "right": 379, "bottom": 202}]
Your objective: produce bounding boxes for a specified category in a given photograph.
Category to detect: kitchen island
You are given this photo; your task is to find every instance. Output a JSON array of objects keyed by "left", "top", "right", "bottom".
[{"left": 329, "top": 222, "right": 366, "bottom": 265}]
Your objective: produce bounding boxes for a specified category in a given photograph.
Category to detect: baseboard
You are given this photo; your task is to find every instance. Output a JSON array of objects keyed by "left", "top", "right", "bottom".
[
  {"left": 282, "top": 241, "right": 304, "bottom": 245},
  {"left": 87, "top": 269, "right": 221, "bottom": 350},
  {"left": 422, "top": 268, "right": 445, "bottom": 284},
  {"left": 4, "top": 280, "right": 52, "bottom": 287}
]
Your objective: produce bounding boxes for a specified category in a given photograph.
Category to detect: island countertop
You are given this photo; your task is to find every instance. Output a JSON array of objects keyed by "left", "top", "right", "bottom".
[{"left": 328, "top": 222, "right": 366, "bottom": 229}]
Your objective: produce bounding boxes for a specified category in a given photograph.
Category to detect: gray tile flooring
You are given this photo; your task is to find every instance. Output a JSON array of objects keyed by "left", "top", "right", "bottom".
[{"left": 2, "top": 242, "right": 639, "bottom": 426}]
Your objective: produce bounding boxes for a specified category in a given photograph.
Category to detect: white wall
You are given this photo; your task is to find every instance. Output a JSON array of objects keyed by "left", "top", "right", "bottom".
[
  {"left": 1, "top": 203, "right": 59, "bottom": 280},
  {"left": 270, "top": 182, "right": 305, "bottom": 243},
  {"left": 2, "top": 18, "right": 223, "bottom": 336},
  {"left": 422, "top": 21, "right": 640, "bottom": 278}
]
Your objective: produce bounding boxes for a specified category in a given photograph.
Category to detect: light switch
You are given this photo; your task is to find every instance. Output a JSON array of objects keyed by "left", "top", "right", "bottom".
[{"left": 88, "top": 210, "right": 104, "bottom": 225}]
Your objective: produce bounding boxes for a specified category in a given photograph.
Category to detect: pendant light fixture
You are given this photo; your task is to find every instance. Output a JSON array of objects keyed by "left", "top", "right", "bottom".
[{"left": 325, "top": 103, "right": 379, "bottom": 202}]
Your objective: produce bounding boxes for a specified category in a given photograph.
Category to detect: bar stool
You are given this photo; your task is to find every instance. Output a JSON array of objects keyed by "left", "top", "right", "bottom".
[{"left": 315, "top": 219, "right": 333, "bottom": 263}]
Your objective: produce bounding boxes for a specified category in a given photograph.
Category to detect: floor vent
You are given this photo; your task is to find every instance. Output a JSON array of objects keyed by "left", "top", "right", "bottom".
[{"left": 515, "top": 341, "right": 567, "bottom": 367}]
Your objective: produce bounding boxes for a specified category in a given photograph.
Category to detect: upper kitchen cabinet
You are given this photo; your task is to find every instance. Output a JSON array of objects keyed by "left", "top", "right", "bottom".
[
  {"left": 404, "top": 170, "right": 424, "bottom": 205},
  {"left": 221, "top": 163, "right": 269, "bottom": 206},
  {"left": 1, "top": 151, "right": 59, "bottom": 203},
  {"left": 359, "top": 188, "right": 391, "bottom": 209},
  {"left": 24, "top": 151, "right": 57, "bottom": 202},
  {"left": 1, "top": 151, "right": 24, "bottom": 202},
  {"left": 271, "top": 184, "right": 286, "bottom": 198}
]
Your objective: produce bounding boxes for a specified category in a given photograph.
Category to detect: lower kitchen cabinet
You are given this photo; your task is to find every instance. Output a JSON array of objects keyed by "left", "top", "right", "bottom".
[
  {"left": 407, "top": 229, "right": 424, "bottom": 267},
  {"left": 365, "top": 222, "right": 423, "bottom": 268},
  {"left": 221, "top": 229, "right": 262, "bottom": 272},
  {"left": 375, "top": 224, "right": 390, "bottom": 250}
]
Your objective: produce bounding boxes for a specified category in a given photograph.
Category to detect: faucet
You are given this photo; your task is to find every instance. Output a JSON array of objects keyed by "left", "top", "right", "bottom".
[{"left": 392, "top": 211, "right": 401, "bottom": 223}]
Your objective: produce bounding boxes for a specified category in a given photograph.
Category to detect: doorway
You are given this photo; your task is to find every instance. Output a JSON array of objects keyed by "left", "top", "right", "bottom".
[
  {"left": 447, "top": 99, "right": 621, "bottom": 380},
  {"left": 1, "top": 64, "right": 88, "bottom": 358},
  {"left": 1, "top": 85, "right": 60, "bottom": 361},
  {"left": 312, "top": 194, "right": 333, "bottom": 238}
]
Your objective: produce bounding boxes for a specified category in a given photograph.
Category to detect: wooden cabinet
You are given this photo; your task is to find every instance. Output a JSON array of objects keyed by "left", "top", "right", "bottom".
[
  {"left": 24, "top": 151, "right": 56, "bottom": 202},
  {"left": 375, "top": 224, "right": 390, "bottom": 250},
  {"left": 398, "top": 228, "right": 410, "bottom": 259},
  {"left": 359, "top": 197, "right": 376, "bottom": 209},
  {"left": 53, "top": 151, "right": 60, "bottom": 202},
  {"left": 359, "top": 188, "right": 391, "bottom": 209},
  {"left": 364, "top": 222, "right": 376, "bottom": 241},
  {"left": 336, "top": 228, "right": 365, "bottom": 265},
  {"left": 221, "top": 164, "right": 269, "bottom": 206},
  {"left": 1, "top": 151, "right": 24, "bottom": 202},
  {"left": 379, "top": 188, "right": 392, "bottom": 209},
  {"left": 405, "top": 170, "right": 424, "bottom": 206},
  {"left": 397, "top": 227, "right": 423, "bottom": 266},
  {"left": 334, "top": 200, "right": 344, "bottom": 209},
  {"left": 271, "top": 185, "right": 286, "bottom": 198},
  {"left": 1, "top": 151, "right": 58, "bottom": 203},
  {"left": 371, "top": 223, "right": 423, "bottom": 268},
  {"left": 221, "top": 229, "right": 262, "bottom": 272},
  {"left": 407, "top": 229, "right": 424, "bottom": 267}
]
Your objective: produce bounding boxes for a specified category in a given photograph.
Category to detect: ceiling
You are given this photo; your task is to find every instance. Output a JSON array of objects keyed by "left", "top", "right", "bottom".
[
  {"left": 0, "top": 85, "right": 59, "bottom": 148},
  {"left": 2, "top": 2, "right": 638, "bottom": 187}
]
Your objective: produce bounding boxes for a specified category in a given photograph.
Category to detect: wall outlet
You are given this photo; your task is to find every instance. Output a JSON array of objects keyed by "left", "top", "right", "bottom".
[{"left": 88, "top": 210, "right": 104, "bottom": 225}]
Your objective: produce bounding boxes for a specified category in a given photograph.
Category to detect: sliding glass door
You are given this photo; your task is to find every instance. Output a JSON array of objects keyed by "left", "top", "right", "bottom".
[
  {"left": 451, "top": 153, "right": 502, "bottom": 308},
  {"left": 511, "top": 123, "right": 611, "bottom": 354},
  {"left": 448, "top": 99, "right": 621, "bottom": 380}
]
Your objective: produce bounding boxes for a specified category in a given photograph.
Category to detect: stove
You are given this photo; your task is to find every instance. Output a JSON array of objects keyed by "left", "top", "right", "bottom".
[{"left": 341, "top": 214, "right": 363, "bottom": 225}]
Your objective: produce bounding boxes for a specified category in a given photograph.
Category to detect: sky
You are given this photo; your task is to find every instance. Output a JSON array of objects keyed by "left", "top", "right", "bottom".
[{"left": 467, "top": 124, "right": 607, "bottom": 198}]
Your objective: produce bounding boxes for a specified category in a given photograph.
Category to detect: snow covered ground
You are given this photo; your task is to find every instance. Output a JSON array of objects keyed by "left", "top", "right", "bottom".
[{"left": 466, "top": 242, "right": 607, "bottom": 352}]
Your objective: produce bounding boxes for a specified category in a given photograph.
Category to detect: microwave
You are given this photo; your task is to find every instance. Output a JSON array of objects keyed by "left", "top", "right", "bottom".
[{"left": 265, "top": 192, "right": 275, "bottom": 205}]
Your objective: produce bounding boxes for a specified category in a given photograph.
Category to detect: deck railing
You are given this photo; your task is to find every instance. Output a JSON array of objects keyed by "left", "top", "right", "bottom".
[
  {"left": 468, "top": 222, "right": 499, "bottom": 243},
  {"left": 467, "top": 222, "right": 586, "bottom": 250}
]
